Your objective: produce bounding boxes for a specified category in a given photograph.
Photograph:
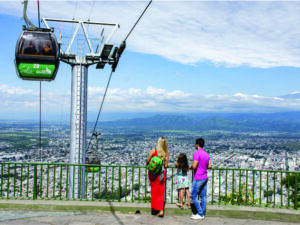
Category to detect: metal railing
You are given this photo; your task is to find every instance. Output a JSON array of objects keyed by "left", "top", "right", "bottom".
[{"left": 0, "top": 162, "right": 299, "bottom": 209}]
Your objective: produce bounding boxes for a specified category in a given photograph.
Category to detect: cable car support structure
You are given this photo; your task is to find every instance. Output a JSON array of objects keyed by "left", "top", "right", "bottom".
[{"left": 16, "top": 0, "right": 152, "bottom": 199}]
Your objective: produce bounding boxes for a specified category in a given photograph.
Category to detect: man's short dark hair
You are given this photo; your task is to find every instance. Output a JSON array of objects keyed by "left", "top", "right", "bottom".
[{"left": 196, "top": 138, "right": 205, "bottom": 148}]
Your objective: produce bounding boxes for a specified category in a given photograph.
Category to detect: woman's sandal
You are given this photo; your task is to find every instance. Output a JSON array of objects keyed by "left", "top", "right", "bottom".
[
  {"left": 157, "top": 211, "right": 164, "bottom": 217},
  {"left": 185, "top": 203, "right": 191, "bottom": 209},
  {"left": 176, "top": 203, "right": 184, "bottom": 209}
]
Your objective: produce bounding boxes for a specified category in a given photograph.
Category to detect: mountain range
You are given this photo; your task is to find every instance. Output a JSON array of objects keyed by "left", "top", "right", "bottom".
[{"left": 99, "top": 112, "right": 300, "bottom": 132}]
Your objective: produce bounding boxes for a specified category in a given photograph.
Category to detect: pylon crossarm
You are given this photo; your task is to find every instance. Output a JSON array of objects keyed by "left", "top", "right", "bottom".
[
  {"left": 42, "top": 18, "right": 119, "bottom": 27},
  {"left": 105, "top": 24, "right": 119, "bottom": 45},
  {"left": 81, "top": 23, "right": 94, "bottom": 54},
  {"left": 66, "top": 23, "right": 80, "bottom": 54},
  {"left": 42, "top": 18, "right": 119, "bottom": 55}
]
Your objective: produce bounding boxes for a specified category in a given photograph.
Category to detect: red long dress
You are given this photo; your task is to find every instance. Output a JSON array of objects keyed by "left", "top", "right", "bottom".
[{"left": 148, "top": 149, "right": 166, "bottom": 211}]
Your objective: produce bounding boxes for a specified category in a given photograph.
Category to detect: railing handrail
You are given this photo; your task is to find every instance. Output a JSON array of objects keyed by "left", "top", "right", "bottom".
[
  {"left": 0, "top": 161, "right": 299, "bottom": 209},
  {"left": 1, "top": 162, "right": 299, "bottom": 174}
]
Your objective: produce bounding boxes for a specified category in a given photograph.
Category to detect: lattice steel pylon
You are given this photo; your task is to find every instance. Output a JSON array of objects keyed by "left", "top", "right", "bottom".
[{"left": 42, "top": 18, "right": 119, "bottom": 199}]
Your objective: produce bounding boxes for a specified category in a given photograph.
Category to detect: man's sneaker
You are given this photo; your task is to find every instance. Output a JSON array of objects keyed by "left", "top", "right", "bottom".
[
  {"left": 190, "top": 214, "right": 204, "bottom": 220},
  {"left": 190, "top": 214, "right": 197, "bottom": 219}
]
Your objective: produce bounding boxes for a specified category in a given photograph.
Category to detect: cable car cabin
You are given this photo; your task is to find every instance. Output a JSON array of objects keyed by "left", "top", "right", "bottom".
[
  {"left": 86, "top": 156, "right": 101, "bottom": 173},
  {"left": 15, "top": 30, "right": 60, "bottom": 81}
]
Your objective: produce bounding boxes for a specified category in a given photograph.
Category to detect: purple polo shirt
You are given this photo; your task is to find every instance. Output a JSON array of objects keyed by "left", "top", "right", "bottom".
[{"left": 193, "top": 148, "right": 210, "bottom": 180}]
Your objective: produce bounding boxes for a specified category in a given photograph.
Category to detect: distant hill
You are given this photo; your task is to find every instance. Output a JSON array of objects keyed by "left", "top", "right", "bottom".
[
  {"left": 280, "top": 93, "right": 300, "bottom": 99},
  {"left": 101, "top": 114, "right": 199, "bottom": 130},
  {"left": 100, "top": 112, "right": 300, "bottom": 132}
]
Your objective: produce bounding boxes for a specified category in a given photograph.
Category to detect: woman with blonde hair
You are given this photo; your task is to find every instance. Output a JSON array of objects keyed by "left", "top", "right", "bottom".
[{"left": 146, "top": 137, "right": 169, "bottom": 217}]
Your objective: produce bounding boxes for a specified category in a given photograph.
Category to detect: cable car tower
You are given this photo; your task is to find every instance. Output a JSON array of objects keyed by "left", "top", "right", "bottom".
[
  {"left": 42, "top": 18, "right": 121, "bottom": 198},
  {"left": 16, "top": 0, "right": 123, "bottom": 199},
  {"left": 16, "top": 0, "right": 152, "bottom": 199}
]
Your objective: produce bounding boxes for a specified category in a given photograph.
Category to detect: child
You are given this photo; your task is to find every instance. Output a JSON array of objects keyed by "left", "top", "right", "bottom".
[{"left": 175, "top": 153, "right": 191, "bottom": 209}]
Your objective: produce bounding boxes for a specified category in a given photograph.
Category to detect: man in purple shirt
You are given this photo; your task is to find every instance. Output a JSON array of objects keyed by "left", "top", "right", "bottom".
[{"left": 189, "top": 138, "right": 212, "bottom": 220}]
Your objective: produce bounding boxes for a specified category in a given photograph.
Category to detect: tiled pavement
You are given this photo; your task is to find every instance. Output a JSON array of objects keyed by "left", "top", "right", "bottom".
[
  {"left": 0, "top": 200, "right": 299, "bottom": 225},
  {"left": 0, "top": 210, "right": 298, "bottom": 225}
]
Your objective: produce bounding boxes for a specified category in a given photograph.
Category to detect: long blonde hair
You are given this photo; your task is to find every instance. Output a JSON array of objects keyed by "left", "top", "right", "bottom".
[{"left": 156, "top": 137, "right": 168, "bottom": 162}]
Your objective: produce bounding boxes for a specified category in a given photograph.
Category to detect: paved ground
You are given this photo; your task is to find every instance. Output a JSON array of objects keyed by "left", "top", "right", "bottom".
[
  {"left": 0, "top": 200, "right": 299, "bottom": 225},
  {"left": 0, "top": 210, "right": 298, "bottom": 225}
]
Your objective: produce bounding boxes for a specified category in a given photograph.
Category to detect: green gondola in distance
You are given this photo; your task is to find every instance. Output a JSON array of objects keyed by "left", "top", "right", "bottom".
[
  {"left": 86, "top": 156, "right": 101, "bottom": 173},
  {"left": 85, "top": 166, "right": 101, "bottom": 173},
  {"left": 15, "top": 28, "right": 60, "bottom": 81}
]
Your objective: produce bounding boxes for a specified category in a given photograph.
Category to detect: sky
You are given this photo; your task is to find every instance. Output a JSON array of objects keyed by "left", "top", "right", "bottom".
[{"left": 1, "top": 0, "right": 300, "bottom": 121}]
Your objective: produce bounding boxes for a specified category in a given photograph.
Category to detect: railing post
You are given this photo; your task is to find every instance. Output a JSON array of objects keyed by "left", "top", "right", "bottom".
[
  {"left": 40, "top": 165, "right": 43, "bottom": 198},
  {"left": 171, "top": 167, "right": 174, "bottom": 204},
  {"left": 46, "top": 164, "right": 49, "bottom": 198},
  {"left": 266, "top": 171, "right": 269, "bottom": 206},
  {"left": 66, "top": 165, "right": 69, "bottom": 200},
  {"left": 225, "top": 169, "right": 228, "bottom": 205},
  {"left": 232, "top": 170, "right": 235, "bottom": 203},
  {"left": 118, "top": 166, "right": 121, "bottom": 202},
  {"left": 13, "top": 163, "right": 16, "bottom": 198},
  {"left": 295, "top": 173, "right": 298, "bottom": 210},
  {"left": 125, "top": 167, "right": 128, "bottom": 202},
  {"left": 105, "top": 167, "right": 108, "bottom": 200},
  {"left": 238, "top": 169, "right": 241, "bottom": 205},
  {"left": 259, "top": 170, "right": 262, "bottom": 206},
  {"left": 131, "top": 167, "right": 134, "bottom": 202},
  {"left": 60, "top": 165, "right": 63, "bottom": 200},
  {"left": 20, "top": 164, "right": 23, "bottom": 198},
  {"left": 280, "top": 171, "right": 283, "bottom": 207},
  {"left": 92, "top": 167, "right": 95, "bottom": 201},
  {"left": 79, "top": 165, "right": 82, "bottom": 200},
  {"left": 33, "top": 164, "right": 37, "bottom": 200},
  {"left": 211, "top": 169, "right": 214, "bottom": 204},
  {"left": 72, "top": 165, "right": 75, "bottom": 199},
  {"left": 6, "top": 164, "right": 10, "bottom": 199},
  {"left": 138, "top": 167, "right": 141, "bottom": 201},
  {"left": 273, "top": 171, "right": 276, "bottom": 207},
  {"left": 218, "top": 169, "right": 221, "bottom": 205},
  {"left": 287, "top": 172, "right": 290, "bottom": 208},
  {"left": 85, "top": 167, "right": 88, "bottom": 199},
  {"left": 0, "top": 164, "right": 3, "bottom": 198},
  {"left": 112, "top": 167, "right": 115, "bottom": 201},
  {"left": 144, "top": 167, "right": 147, "bottom": 203},
  {"left": 252, "top": 170, "right": 255, "bottom": 206},
  {"left": 53, "top": 165, "right": 56, "bottom": 199},
  {"left": 246, "top": 170, "right": 248, "bottom": 205},
  {"left": 98, "top": 167, "right": 101, "bottom": 200},
  {"left": 26, "top": 164, "right": 29, "bottom": 198},
  {"left": 164, "top": 168, "right": 167, "bottom": 203}
]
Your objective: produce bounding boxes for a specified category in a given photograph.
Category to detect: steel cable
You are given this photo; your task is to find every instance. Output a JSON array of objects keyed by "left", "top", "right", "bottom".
[{"left": 86, "top": 0, "right": 152, "bottom": 153}]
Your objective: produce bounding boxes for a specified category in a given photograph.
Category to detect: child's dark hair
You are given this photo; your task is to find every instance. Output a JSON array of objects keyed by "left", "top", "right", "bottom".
[{"left": 177, "top": 153, "right": 189, "bottom": 173}]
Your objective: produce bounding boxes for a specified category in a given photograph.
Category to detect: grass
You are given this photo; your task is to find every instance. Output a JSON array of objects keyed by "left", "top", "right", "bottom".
[{"left": 0, "top": 202, "right": 299, "bottom": 223}]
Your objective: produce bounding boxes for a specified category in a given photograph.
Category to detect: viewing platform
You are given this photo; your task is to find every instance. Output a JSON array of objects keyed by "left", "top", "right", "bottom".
[
  {"left": 0, "top": 162, "right": 299, "bottom": 224},
  {"left": 0, "top": 199, "right": 299, "bottom": 224}
]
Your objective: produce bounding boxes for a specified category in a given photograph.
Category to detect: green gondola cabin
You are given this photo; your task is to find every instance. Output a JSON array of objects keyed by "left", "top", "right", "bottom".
[
  {"left": 85, "top": 157, "right": 101, "bottom": 173},
  {"left": 15, "top": 30, "right": 60, "bottom": 81}
]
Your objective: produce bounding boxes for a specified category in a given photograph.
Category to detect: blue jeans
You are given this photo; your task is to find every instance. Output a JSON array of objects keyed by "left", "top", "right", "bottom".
[{"left": 190, "top": 178, "right": 208, "bottom": 217}]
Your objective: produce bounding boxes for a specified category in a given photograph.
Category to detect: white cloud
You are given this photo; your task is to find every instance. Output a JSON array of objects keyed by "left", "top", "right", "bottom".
[
  {"left": 23, "top": 101, "right": 38, "bottom": 107},
  {"left": 88, "top": 87, "right": 105, "bottom": 96},
  {"left": 2, "top": 1, "right": 300, "bottom": 68},
  {"left": 0, "top": 84, "right": 36, "bottom": 95},
  {"left": 0, "top": 84, "right": 70, "bottom": 112},
  {"left": 2, "top": 84, "right": 300, "bottom": 115}
]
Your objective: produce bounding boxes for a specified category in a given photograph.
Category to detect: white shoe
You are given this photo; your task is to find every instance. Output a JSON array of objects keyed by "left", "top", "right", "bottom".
[{"left": 190, "top": 214, "right": 204, "bottom": 220}]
